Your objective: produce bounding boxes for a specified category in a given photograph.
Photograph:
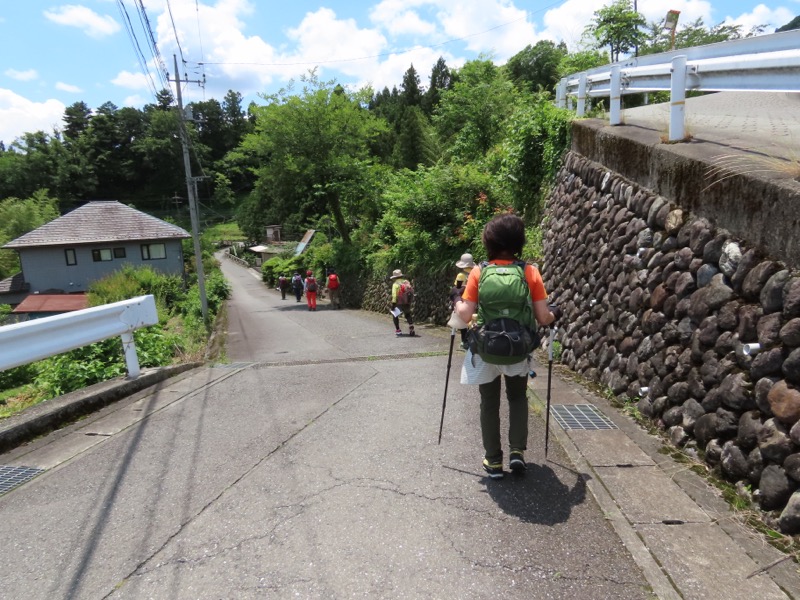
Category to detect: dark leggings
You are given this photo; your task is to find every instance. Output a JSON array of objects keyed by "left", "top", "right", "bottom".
[
  {"left": 479, "top": 374, "right": 529, "bottom": 462},
  {"left": 392, "top": 305, "right": 414, "bottom": 330}
]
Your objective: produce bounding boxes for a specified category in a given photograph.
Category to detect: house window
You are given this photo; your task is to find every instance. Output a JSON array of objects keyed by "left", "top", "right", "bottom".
[
  {"left": 113, "top": 247, "right": 126, "bottom": 259},
  {"left": 65, "top": 249, "right": 77, "bottom": 266},
  {"left": 141, "top": 243, "right": 166, "bottom": 260},
  {"left": 92, "top": 248, "right": 113, "bottom": 262}
]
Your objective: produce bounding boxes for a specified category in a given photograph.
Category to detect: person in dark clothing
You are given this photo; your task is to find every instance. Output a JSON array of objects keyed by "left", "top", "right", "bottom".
[{"left": 291, "top": 272, "right": 304, "bottom": 302}]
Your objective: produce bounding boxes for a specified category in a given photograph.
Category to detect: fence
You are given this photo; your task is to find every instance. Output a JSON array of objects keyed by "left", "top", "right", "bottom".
[
  {"left": 0, "top": 295, "right": 158, "bottom": 378},
  {"left": 556, "top": 29, "right": 800, "bottom": 141}
]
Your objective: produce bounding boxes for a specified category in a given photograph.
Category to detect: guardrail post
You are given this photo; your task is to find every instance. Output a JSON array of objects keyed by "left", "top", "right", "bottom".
[
  {"left": 669, "top": 55, "right": 687, "bottom": 141},
  {"left": 120, "top": 332, "right": 141, "bottom": 379},
  {"left": 577, "top": 74, "right": 587, "bottom": 117},
  {"left": 609, "top": 66, "right": 621, "bottom": 125},
  {"left": 556, "top": 78, "right": 567, "bottom": 108}
]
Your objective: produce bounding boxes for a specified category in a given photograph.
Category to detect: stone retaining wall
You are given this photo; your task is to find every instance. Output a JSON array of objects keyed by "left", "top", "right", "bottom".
[
  {"left": 542, "top": 150, "right": 800, "bottom": 533},
  {"left": 360, "top": 271, "right": 454, "bottom": 325}
]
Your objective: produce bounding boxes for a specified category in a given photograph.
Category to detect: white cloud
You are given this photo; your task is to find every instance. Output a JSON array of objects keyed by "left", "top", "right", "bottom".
[
  {"left": 112, "top": 70, "right": 150, "bottom": 90},
  {"left": 722, "top": 4, "right": 796, "bottom": 33},
  {"left": 286, "top": 9, "right": 387, "bottom": 79},
  {"left": 44, "top": 5, "right": 120, "bottom": 39},
  {"left": 370, "top": 0, "right": 437, "bottom": 37},
  {"left": 541, "top": 0, "right": 714, "bottom": 51},
  {"left": 123, "top": 94, "right": 148, "bottom": 107},
  {"left": 0, "top": 90, "right": 65, "bottom": 146},
  {"left": 55, "top": 82, "right": 83, "bottom": 93},
  {"left": 432, "top": 0, "right": 537, "bottom": 61},
  {"left": 5, "top": 69, "right": 39, "bottom": 82}
]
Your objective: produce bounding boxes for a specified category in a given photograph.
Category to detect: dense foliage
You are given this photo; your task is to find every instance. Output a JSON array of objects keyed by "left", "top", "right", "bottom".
[{"left": 0, "top": 263, "right": 230, "bottom": 405}]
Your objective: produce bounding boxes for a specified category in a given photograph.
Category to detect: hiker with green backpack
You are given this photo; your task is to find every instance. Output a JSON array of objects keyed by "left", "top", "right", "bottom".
[{"left": 452, "top": 214, "right": 560, "bottom": 479}]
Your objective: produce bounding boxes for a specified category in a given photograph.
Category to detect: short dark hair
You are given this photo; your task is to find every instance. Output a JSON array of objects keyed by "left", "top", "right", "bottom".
[{"left": 482, "top": 213, "right": 525, "bottom": 260}]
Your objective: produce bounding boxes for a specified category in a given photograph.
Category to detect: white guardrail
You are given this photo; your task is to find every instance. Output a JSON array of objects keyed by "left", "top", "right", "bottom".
[
  {"left": 0, "top": 295, "right": 159, "bottom": 378},
  {"left": 556, "top": 29, "right": 800, "bottom": 141}
]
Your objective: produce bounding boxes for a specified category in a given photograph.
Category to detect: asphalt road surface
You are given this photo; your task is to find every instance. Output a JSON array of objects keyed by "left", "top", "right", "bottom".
[{"left": 0, "top": 257, "right": 653, "bottom": 599}]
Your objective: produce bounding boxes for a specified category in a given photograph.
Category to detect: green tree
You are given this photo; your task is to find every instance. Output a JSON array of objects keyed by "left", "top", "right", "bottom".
[
  {"left": 62, "top": 101, "right": 92, "bottom": 143},
  {"left": 400, "top": 64, "right": 422, "bottom": 107},
  {"left": 0, "top": 190, "right": 60, "bottom": 279},
  {"left": 433, "top": 59, "right": 517, "bottom": 162},
  {"left": 421, "top": 57, "right": 452, "bottom": 116},
  {"left": 641, "top": 18, "right": 761, "bottom": 55},
  {"left": 506, "top": 41, "right": 568, "bottom": 94},
  {"left": 589, "top": 0, "right": 646, "bottom": 61},
  {"left": 498, "top": 95, "right": 573, "bottom": 222},
  {"left": 557, "top": 48, "right": 609, "bottom": 78},
  {"left": 393, "top": 105, "right": 439, "bottom": 170},
  {"left": 239, "top": 72, "right": 388, "bottom": 244},
  {"left": 776, "top": 15, "right": 800, "bottom": 32}
]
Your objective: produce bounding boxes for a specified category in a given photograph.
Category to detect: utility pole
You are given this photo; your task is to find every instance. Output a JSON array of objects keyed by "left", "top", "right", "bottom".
[{"left": 170, "top": 55, "right": 209, "bottom": 326}]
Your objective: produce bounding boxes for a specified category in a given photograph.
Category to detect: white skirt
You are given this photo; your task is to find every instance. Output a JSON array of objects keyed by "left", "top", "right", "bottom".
[{"left": 460, "top": 349, "right": 530, "bottom": 385}]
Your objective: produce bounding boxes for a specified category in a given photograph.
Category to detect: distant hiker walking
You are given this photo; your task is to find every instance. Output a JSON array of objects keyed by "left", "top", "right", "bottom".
[
  {"left": 304, "top": 270, "right": 318, "bottom": 311},
  {"left": 451, "top": 252, "right": 475, "bottom": 349},
  {"left": 390, "top": 269, "right": 415, "bottom": 337},
  {"left": 453, "top": 214, "right": 560, "bottom": 480},
  {"left": 327, "top": 269, "right": 342, "bottom": 309},
  {"left": 278, "top": 274, "right": 289, "bottom": 300},
  {"left": 291, "top": 272, "right": 304, "bottom": 302}
]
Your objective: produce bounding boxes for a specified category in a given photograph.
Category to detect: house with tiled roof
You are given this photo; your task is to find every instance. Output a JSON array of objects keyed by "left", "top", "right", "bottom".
[{"left": 1, "top": 201, "right": 190, "bottom": 304}]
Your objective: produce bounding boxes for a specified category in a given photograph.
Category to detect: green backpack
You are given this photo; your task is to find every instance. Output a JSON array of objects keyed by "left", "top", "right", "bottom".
[{"left": 469, "top": 261, "right": 540, "bottom": 365}]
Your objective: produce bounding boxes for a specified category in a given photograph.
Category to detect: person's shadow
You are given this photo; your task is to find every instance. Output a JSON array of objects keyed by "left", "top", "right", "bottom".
[{"left": 482, "top": 460, "right": 588, "bottom": 525}]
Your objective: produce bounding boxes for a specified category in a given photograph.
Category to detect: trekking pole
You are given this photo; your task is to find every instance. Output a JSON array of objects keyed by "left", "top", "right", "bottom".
[
  {"left": 438, "top": 327, "right": 457, "bottom": 444},
  {"left": 545, "top": 326, "right": 557, "bottom": 459}
]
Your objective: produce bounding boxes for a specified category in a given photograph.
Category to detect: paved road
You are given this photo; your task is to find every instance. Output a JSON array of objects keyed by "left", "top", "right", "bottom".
[
  {"left": 623, "top": 91, "right": 800, "bottom": 161},
  {"left": 0, "top": 257, "right": 652, "bottom": 599}
]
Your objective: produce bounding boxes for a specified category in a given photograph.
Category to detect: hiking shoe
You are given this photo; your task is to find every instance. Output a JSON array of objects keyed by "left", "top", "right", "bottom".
[
  {"left": 395, "top": 329, "right": 402, "bottom": 336},
  {"left": 509, "top": 451, "right": 526, "bottom": 473},
  {"left": 482, "top": 458, "right": 504, "bottom": 479}
]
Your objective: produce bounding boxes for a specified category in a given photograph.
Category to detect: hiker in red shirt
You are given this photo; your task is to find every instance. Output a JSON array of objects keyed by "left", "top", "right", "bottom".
[
  {"left": 327, "top": 269, "right": 342, "bottom": 309},
  {"left": 304, "top": 270, "right": 318, "bottom": 311}
]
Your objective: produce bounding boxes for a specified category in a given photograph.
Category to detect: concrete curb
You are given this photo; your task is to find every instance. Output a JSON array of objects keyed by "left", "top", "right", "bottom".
[{"left": 0, "top": 362, "right": 203, "bottom": 454}]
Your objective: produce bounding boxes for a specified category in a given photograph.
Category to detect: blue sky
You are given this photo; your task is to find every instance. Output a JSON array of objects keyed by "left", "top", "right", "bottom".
[{"left": 1, "top": 0, "right": 797, "bottom": 146}]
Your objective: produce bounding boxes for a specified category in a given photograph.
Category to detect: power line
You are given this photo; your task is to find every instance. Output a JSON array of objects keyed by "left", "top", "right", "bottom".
[
  {"left": 133, "top": 0, "right": 170, "bottom": 91},
  {"left": 115, "top": 0, "right": 160, "bottom": 98},
  {"left": 165, "top": 0, "right": 187, "bottom": 66}
]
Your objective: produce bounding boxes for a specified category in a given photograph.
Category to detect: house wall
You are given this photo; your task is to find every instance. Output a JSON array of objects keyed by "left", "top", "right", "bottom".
[{"left": 19, "top": 239, "right": 185, "bottom": 293}]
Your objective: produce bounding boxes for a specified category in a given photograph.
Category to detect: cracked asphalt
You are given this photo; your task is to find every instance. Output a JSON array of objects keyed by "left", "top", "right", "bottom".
[{"left": 0, "top": 257, "right": 654, "bottom": 599}]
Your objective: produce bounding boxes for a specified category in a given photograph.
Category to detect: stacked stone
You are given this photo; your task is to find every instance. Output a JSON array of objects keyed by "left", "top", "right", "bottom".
[
  {"left": 360, "top": 271, "right": 454, "bottom": 324},
  {"left": 543, "top": 151, "right": 800, "bottom": 533}
]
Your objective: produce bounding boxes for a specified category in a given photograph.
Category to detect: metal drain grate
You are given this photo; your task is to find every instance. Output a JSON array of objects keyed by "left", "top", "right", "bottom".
[
  {"left": 0, "top": 465, "right": 45, "bottom": 495},
  {"left": 551, "top": 404, "right": 618, "bottom": 431},
  {"left": 212, "top": 362, "right": 255, "bottom": 369}
]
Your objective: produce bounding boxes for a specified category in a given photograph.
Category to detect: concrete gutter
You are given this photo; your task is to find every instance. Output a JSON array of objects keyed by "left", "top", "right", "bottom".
[{"left": 0, "top": 362, "right": 202, "bottom": 454}]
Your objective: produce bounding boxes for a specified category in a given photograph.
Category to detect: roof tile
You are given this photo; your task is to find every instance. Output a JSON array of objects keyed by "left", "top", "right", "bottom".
[{"left": 3, "top": 201, "right": 190, "bottom": 249}]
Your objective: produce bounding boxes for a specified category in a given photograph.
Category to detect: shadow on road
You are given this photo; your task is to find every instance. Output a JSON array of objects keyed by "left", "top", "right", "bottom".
[{"left": 483, "top": 463, "right": 589, "bottom": 526}]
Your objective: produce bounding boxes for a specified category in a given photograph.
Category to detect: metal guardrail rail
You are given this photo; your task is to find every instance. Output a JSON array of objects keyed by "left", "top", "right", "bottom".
[
  {"left": 556, "top": 29, "right": 800, "bottom": 141},
  {"left": 0, "top": 295, "right": 159, "bottom": 378}
]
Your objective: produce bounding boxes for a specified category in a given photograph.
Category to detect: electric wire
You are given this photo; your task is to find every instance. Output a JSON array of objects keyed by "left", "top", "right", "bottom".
[
  {"left": 115, "top": 0, "right": 160, "bottom": 99},
  {"left": 133, "top": 0, "right": 170, "bottom": 92},
  {"left": 165, "top": 0, "right": 187, "bottom": 67}
]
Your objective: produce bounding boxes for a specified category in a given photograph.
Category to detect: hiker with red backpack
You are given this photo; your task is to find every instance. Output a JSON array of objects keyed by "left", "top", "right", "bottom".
[
  {"left": 389, "top": 269, "right": 415, "bottom": 337},
  {"left": 327, "top": 269, "right": 342, "bottom": 309},
  {"left": 452, "top": 214, "right": 560, "bottom": 480},
  {"left": 303, "top": 270, "right": 318, "bottom": 311},
  {"left": 278, "top": 274, "right": 289, "bottom": 300}
]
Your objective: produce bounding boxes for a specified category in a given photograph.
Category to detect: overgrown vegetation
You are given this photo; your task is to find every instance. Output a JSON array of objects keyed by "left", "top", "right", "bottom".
[
  {"left": 0, "top": 6, "right": 782, "bottom": 413},
  {"left": 0, "top": 264, "right": 229, "bottom": 417}
]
